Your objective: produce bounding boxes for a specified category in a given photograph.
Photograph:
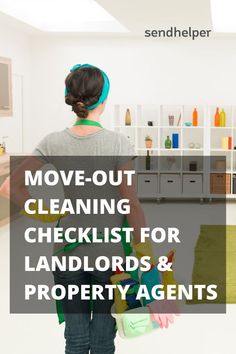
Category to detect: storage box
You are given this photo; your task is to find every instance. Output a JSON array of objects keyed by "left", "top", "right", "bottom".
[
  {"left": 160, "top": 173, "right": 181, "bottom": 196},
  {"left": 210, "top": 173, "right": 231, "bottom": 194},
  {"left": 215, "top": 160, "right": 226, "bottom": 171},
  {"left": 183, "top": 174, "right": 203, "bottom": 195},
  {"left": 232, "top": 175, "right": 236, "bottom": 194},
  {"left": 137, "top": 174, "right": 158, "bottom": 198}
]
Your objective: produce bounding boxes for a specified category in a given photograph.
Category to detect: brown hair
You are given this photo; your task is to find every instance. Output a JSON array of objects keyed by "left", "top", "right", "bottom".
[{"left": 65, "top": 66, "right": 104, "bottom": 118}]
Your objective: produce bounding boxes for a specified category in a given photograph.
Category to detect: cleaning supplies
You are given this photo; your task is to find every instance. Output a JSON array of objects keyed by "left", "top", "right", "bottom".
[
  {"left": 121, "top": 307, "right": 154, "bottom": 337},
  {"left": 111, "top": 245, "right": 179, "bottom": 338},
  {"left": 165, "top": 135, "right": 172, "bottom": 149},
  {"left": 214, "top": 107, "right": 220, "bottom": 127},
  {"left": 21, "top": 201, "right": 68, "bottom": 223},
  {"left": 126, "top": 293, "right": 140, "bottom": 309},
  {"left": 123, "top": 278, "right": 141, "bottom": 310},
  {"left": 125, "top": 108, "right": 131, "bottom": 126},
  {"left": 110, "top": 270, "right": 131, "bottom": 313},
  {"left": 140, "top": 266, "right": 162, "bottom": 306},
  {"left": 192, "top": 108, "right": 198, "bottom": 126},
  {"left": 133, "top": 240, "right": 156, "bottom": 265},
  {"left": 163, "top": 251, "right": 177, "bottom": 295}
]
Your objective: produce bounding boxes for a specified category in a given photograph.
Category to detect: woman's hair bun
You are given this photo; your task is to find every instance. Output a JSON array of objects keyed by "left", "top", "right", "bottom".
[
  {"left": 72, "top": 102, "right": 89, "bottom": 119},
  {"left": 65, "top": 67, "right": 103, "bottom": 119},
  {"left": 65, "top": 93, "right": 89, "bottom": 118}
]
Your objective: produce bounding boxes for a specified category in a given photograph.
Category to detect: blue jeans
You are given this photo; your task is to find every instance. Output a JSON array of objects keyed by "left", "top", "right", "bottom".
[{"left": 53, "top": 269, "right": 116, "bottom": 354}]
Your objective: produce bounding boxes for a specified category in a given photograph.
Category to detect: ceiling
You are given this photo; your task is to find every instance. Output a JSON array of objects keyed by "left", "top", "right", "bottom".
[
  {"left": 0, "top": 0, "right": 216, "bottom": 36},
  {"left": 96, "top": 0, "right": 213, "bottom": 35},
  {"left": 0, "top": 0, "right": 128, "bottom": 33}
]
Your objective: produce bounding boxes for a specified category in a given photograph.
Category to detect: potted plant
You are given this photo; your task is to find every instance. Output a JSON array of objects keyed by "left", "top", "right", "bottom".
[{"left": 145, "top": 135, "right": 153, "bottom": 149}]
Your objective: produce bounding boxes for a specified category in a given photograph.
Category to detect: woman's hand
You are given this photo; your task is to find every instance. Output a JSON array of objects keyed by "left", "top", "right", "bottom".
[
  {"left": 0, "top": 176, "right": 10, "bottom": 200},
  {"left": 152, "top": 312, "right": 178, "bottom": 329},
  {"left": 147, "top": 299, "right": 180, "bottom": 329}
]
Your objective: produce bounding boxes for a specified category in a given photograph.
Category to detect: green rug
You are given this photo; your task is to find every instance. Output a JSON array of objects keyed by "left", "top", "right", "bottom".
[{"left": 190, "top": 225, "right": 236, "bottom": 304}]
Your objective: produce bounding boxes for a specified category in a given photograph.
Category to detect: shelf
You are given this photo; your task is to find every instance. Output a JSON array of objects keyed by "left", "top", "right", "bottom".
[
  {"left": 136, "top": 148, "right": 159, "bottom": 151},
  {"left": 209, "top": 194, "right": 229, "bottom": 198},
  {"left": 137, "top": 170, "right": 159, "bottom": 173},
  {"left": 114, "top": 103, "right": 236, "bottom": 200},
  {"left": 137, "top": 170, "right": 204, "bottom": 174},
  {"left": 182, "top": 170, "right": 203, "bottom": 173},
  {"left": 182, "top": 148, "right": 203, "bottom": 151},
  {"left": 137, "top": 125, "right": 159, "bottom": 128},
  {"left": 115, "top": 125, "right": 160, "bottom": 128},
  {"left": 158, "top": 194, "right": 204, "bottom": 198},
  {"left": 210, "top": 126, "right": 232, "bottom": 129},
  {"left": 159, "top": 148, "right": 181, "bottom": 151},
  {"left": 183, "top": 126, "right": 204, "bottom": 129},
  {"left": 159, "top": 170, "right": 181, "bottom": 174},
  {"left": 160, "top": 126, "right": 181, "bottom": 129},
  {"left": 114, "top": 125, "right": 136, "bottom": 128},
  {"left": 211, "top": 170, "right": 232, "bottom": 173}
]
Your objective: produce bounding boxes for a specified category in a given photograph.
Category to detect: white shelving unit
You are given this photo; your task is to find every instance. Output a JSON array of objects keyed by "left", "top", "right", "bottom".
[
  {"left": 113, "top": 104, "right": 236, "bottom": 200},
  {"left": 209, "top": 105, "right": 235, "bottom": 198}
]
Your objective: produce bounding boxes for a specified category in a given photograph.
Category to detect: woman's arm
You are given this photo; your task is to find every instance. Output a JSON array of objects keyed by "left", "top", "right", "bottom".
[{"left": 0, "top": 156, "right": 44, "bottom": 209}]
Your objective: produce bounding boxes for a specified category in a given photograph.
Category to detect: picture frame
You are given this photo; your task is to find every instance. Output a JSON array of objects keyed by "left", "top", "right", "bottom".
[{"left": 0, "top": 56, "right": 13, "bottom": 117}]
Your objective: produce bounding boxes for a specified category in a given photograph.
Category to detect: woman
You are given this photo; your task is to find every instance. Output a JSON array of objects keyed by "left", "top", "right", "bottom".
[
  {"left": 0, "top": 64, "right": 177, "bottom": 354},
  {"left": 45, "top": 63, "right": 145, "bottom": 354},
  {"left": 0, "top": 64, "right": 147, "bottom": 354}
]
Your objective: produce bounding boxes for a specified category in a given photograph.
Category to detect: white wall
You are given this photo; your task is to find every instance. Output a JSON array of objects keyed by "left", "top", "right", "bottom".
[
  {"left": 27, "top": 35, "right": 236, "bottom": 149},
  {"left": 0, "top": 19, "right": 31, "bottom": 153}
]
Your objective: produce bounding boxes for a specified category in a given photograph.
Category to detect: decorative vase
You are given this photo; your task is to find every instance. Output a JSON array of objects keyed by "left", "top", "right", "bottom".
[
  {"left": 145, "top": 139, "right": 153, "bottom": 149},
  {"left": 165, "top": 136, "right": 171, "bottom": 149},
  {"left": 125, "top": 108, "right": 131, "bottom": 126}
]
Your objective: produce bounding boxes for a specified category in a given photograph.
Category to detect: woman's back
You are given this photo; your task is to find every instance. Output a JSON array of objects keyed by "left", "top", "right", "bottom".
[
  {"left": 34, "top": 128, "right": 134, "bottom": 157},
  {"left": 33, "top": 127, "right": 135, "bottom": 264}
]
